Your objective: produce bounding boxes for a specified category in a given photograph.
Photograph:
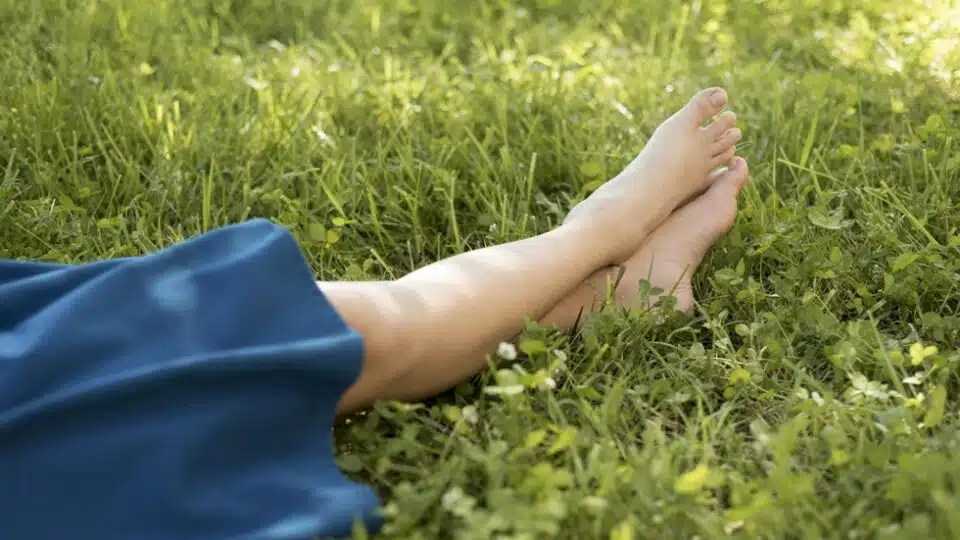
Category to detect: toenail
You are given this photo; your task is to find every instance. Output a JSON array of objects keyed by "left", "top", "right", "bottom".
[{"left": 709, "top": 90, "right": 727, "bottom": 107}]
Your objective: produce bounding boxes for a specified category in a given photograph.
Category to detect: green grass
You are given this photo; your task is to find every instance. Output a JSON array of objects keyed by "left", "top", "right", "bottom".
[{"left": 2, "top": 0, "right": 960, "bottom": 538}]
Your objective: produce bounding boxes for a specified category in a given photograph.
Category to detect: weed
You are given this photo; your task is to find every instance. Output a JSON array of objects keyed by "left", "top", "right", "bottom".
[{"left": 2, "top": 0, "right": 959, "bottom": 538}]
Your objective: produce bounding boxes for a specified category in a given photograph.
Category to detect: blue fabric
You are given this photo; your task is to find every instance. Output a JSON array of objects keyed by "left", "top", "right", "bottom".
[{"left": 0, "top": 219, "right": 382, "bottom": 539}]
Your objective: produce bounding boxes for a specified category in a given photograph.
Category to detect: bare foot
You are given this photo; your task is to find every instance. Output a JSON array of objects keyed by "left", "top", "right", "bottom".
[
  {"left": 540, "top": 157, "right": 748, "bottom": 328},
  {"left": 613, "top": 156, "right": 750, "bottom": 313},
  {"left": 563, "top": 88, "right": 741, "bottom": 264}
]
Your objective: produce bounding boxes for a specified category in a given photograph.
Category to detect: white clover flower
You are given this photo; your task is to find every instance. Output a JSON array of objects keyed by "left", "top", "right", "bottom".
[
  {"left": 553, "top": 350, "right": 568, "bottom": 373},
  {"left": 461, "top": 405, "right": 479, "bottom": 425},
  {"left": 581, "top": 496, "right": 608, "bottom": 512},
  {"left": 540, "top": 377, "right": 557, "bottom": 391},
  {"left": 497, "top": 342, "right": 517, "bottom": 360},
  {"left": 441, "top": 487, "right": 465, "bottom": 510},
  {"left": 903, "top": 373, "right": 925, "bottom": 385},
  {"left": 311, "top": 125, "right": 334, "bottom": 146},
  {"left": 797, "top": 387, "right": 824, "bottom": 406},
  {"left": 725, "top": 521, "right": 745, "bottom": 535}
]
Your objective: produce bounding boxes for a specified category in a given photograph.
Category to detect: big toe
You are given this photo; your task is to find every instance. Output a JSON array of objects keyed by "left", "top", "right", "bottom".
[
  {"left": 707, "top": 157, "right": 749, "bottom": 198},
  {"left": 698, "top": 157, "right": 749, "bottom": 234},
  {"left": 676, "top": 87, "right": 728, "bottom": 127},
  {"left": 670, "top": 157, "right": 748, "bottom": 252}
]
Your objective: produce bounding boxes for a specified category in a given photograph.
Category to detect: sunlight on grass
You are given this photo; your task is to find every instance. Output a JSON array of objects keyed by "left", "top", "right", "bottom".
[{"left": 813, "top": 0, "right": 959, "bottom": 93}]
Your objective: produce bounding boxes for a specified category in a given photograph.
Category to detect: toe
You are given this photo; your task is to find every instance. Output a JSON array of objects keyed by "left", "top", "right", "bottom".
[
  {"left": 704, "top": 111, "right": 737, "bottom": 139},
  {"left": 676, "top": 87, "right": 728, "bottom": 127},
  {"left": 710, "top": 145, "right": 737, "bottom": 168},
  {"left": 693, "top": 158, "right": 749, "bottom": 236},
  {"left": 655, "top": 158, "right": 749, "bottom": 259},
  {"left": 707, "top": 157, "right": 750, "bottom": 201},
  {"left": 711, "top": 128, "right": 742, "bottom": 156}
]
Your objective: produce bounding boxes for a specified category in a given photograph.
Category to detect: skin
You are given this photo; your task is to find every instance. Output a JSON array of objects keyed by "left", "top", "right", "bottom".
[
  {"left": 540, "top": 157, "right": 749, "bottom": 328},
  {"left": 322, "top": 88, "right": 746, "bottom": 414}
]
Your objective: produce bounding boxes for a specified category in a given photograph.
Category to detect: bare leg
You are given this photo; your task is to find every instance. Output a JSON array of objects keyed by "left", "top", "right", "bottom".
[
  {"left": 323, "top": 227, "right": 611, "bottom": 412},
  {"left": 541, "top": 157, "right": 749, "bottom": 328},
  {"left": 330, "top": 89, "right": 740, "bottom": 413}
]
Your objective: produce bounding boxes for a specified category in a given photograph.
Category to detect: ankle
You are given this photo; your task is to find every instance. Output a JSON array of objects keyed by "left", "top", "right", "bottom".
[{"left": 554, "top": 222, "right": 619, "bottom": 267}]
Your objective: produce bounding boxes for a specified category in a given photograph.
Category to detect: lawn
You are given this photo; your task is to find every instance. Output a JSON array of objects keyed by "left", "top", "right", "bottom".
[{"left": 1, "top": 0, "right": 959, "bottom": 538}]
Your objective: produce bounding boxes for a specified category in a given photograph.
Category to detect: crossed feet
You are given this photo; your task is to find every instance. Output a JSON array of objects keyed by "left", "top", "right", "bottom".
[{"left": 556, "top": 88, "right": 749, "bottom": 321}]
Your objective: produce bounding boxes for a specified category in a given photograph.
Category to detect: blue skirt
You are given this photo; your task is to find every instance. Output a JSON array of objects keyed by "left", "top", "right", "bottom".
[{"left": 0, "top": 219, "right": 381, "bottom": 539}]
